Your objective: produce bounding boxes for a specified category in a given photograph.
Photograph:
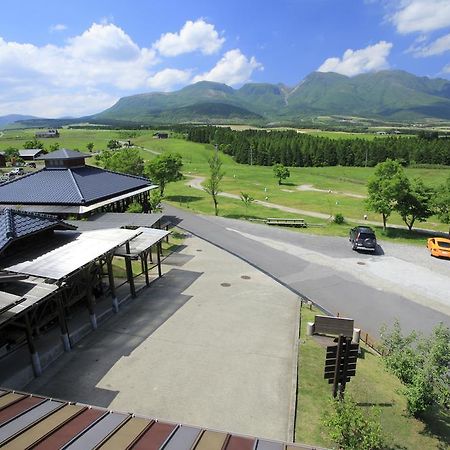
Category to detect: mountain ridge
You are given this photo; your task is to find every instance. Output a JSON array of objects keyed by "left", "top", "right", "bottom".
[{"left": 93, "top": 70, "right": 450, "bottom": 123}]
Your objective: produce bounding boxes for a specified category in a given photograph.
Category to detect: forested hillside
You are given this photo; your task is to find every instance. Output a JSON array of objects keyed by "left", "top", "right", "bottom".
[{"left": 187, "top": 126, "right": 450, "bottom": 167}]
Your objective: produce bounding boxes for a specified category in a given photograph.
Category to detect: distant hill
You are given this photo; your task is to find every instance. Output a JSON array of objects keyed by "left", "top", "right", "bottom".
[
  {"left": 0, "top": 114, "right": 39, "bottom": 127},
  {"left": 93, "top": 70, "right": 450, "bottom": 124},
  {"left": 10, "top": 70, "right": 450, "bottom": 127}
]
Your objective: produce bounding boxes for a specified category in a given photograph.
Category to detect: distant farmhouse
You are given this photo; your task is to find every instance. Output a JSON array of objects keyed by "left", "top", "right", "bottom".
[
  {"left": 35, "top": 129, "right": 59, "bottom": 138},
  {"left": 153, "top": 132, "right": 169, "bottom": 139},
  {"left": 0, "top": 148, "right": 158, "bottom": 216},
  {"left": 19, "top": 148, "right": 45, "bottom": 161}
]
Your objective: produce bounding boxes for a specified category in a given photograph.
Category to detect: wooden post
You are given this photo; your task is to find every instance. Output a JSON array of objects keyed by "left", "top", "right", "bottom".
[
  {"left": 125, "top": 242, "right": 136, "bottom": 297},
  {"left": 156, "top": 241, "right": 162, "bottom": 278},
  {"left": 339, "top": 337, "right": 352, "bottom": 398},
  {"left": 143, "top": 252, "right": 150, "bottom": 286},
  {"left": 332, "top": 335, "right": 344, "bottom": 398},
  {"left": 24, "top": 313, "right": 42, "bottom": 377},
  {"left": 57, "top": 295, "right": 71, "bottom": 351},
  {"left": 85, "top": 268, "right": 97, "bottom": 329},
  {"left": 107, "top": 255, "right": 119, "bottom": 313}
]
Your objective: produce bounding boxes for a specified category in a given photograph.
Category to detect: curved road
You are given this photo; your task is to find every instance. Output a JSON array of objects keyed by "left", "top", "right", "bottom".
[{"left": 164, "top": 204, "right": 450, "bottom": 338}]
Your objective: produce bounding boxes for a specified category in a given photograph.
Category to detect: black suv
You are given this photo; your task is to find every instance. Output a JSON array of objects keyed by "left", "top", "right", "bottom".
[{"left": 349, "top": 226, "right": 377, "bottom": 251}]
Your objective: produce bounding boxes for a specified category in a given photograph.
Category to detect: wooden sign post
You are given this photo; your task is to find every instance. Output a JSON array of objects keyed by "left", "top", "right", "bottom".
[{"left": 324, "top": 334, "right": 359, "bottom": 398}]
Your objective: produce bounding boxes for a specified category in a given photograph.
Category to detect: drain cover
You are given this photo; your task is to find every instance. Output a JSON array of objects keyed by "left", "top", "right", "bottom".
[
  {"left": 241, "top": 275, "right": 251, "bottom": 280},
  {"left": 221, "top": 282, "right": 231, "bottom": 287},
  {"left": 196, "top": 249, "right": 202, "bottom": 252},
  {"left": 357, "top": 261, "right": 366, "bottom": 265}
]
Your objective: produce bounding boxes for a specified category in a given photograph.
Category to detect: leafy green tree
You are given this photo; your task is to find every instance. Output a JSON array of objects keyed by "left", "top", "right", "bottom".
[
  {"left": 396, "top": 178, "right": 434, "bottom": 231},
  {"left": 104, "top": 148, "right": 144, "bottom": 176},
  {"left": 86, "top": 142, "right": 94, "bottom": 152},
  {"left": 144, "top": 153, "right": 183, "bottom": 196},
  {"left": 204, "top": 152, "right": 224, "bottom": 216},
  {"left": 23, "top": 139, "right": 44, "bottom": 149},
  {"left": 323, "top": 396, "right": 384, "bottom": 450},
  {"left": 107, "top": 139, "right": 121, "bottom": 150},
  {"left": 126, "top": 201, "right": 143, "bottom": 213},
  {"left": 148, "top": 190, "right": 163, "bottom": 212},
  {"left": 240, "top": 192, "right": 254, "bottom": 214},
  {"left": 48, "top": 142, "right": 60, "bottom": 152},
  {"left": 380, "top": 321, "right": 450, "bottom": 416},
  {"left": 366, "top": 159, "right": 410, "bottom": 231},
  {"left": 273, "top": 163, "right": 290, "bottom": 185},
  {"left": 433, "top": 176, "right": 450, "bottom": 234},
  {"left": 3, "top": 147, "right": 19, "bottom": 161}
]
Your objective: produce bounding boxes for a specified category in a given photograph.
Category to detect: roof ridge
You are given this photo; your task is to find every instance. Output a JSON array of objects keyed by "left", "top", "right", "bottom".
[
  {"left": 5, "top": 208, "right": 15, "bottom": 238},
  {"left": 67, "top": 169, "right": 86, "bottom": 203},
  {"left": 98, "top": 166, "right": 151, "bottom": 183}
]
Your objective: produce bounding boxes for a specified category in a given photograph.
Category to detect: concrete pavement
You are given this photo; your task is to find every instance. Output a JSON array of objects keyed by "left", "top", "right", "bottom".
[{"left": 25, "top": 234, "right": 300, "bottom": 441}]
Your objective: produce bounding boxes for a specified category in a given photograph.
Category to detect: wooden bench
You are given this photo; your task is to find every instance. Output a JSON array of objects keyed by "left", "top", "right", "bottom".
[{"left": 265, "top": 217, "right": 307, "bottom": 228}]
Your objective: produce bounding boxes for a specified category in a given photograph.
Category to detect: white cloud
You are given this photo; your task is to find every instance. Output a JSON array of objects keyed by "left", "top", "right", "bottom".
[
  {"left": 146, "top": 68, "right": 192, "bottom": 91},
  {"left": 154, "top": 19, "right": 225, "bottom": 56},
  {"left": 0, "top": 23, "right": 160, "bottom": 116},
  {"left": 443, "top": 63, "right": 450, "bottom": 73},
  {"left": 318, "top": 41, "right": 393, "bottom": 76},
  {"left": 49, "top": 24, "right": 67, "bottom": 33},
  {"left": 389, "top": 0, "right": 450, "bottom": 34},
  {"left": 409, "top": 33, "right": 450, "bottom": 56},
  {"left": 193, "top": 49, "right": 263, "bottom": 85}
]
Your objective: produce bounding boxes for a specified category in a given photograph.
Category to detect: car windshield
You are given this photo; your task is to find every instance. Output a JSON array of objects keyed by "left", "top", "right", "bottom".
[
  {"left": 437, "top": 241, "right": 450, "bottom": 249},
  {"left": 358, "top": 233, "right": 375, "bottom": 240}
]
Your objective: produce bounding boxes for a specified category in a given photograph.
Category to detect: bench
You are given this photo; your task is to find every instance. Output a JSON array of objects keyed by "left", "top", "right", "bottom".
[{"left": 265, "top": 217, "right": 307, "bottom": 227}]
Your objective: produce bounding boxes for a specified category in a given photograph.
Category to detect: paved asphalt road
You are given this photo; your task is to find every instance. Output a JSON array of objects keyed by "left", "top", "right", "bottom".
[{"left": 164, "top": 204, "right": 450, "bottom": 338}]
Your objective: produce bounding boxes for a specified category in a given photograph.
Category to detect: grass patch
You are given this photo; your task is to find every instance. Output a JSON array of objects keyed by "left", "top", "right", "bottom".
[
  {"left": 2, "top": 129, "right": 448, "bottom": 235},
  {"left": 296, "top": 304, "right": 450, "bottom": 449}
]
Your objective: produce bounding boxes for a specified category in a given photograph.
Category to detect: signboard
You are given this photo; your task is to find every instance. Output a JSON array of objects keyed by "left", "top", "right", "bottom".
[{"left": 314, "top": 315, "right": 354, "bottom": 337}]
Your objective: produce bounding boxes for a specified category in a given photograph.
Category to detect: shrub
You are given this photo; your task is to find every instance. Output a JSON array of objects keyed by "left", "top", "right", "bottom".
[
  {"left": 334, "top": 213, "right": 345, "bottom": 224},
  {"left": 126, "top": 201, "right": 143, "bottom": 213}
]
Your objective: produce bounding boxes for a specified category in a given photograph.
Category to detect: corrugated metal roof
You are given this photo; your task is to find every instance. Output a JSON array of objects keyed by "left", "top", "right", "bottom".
[
  {"left": 0, "top": 166, "right": 152, "bottom": 206},
  {"left": 4, "top": 228, "right": 140, "bottom": 280},
  {"left": 0, "top": 208, "right": 76, "bottom": 255},
  {"left": 67, "top": 212, "right": 163, "bottom": 231},
  {"left": 18, "top": 149, "right": 44, "bottom": 157},
  {"left": 0, "top": 389, "right": 315, "bottom": 450}
]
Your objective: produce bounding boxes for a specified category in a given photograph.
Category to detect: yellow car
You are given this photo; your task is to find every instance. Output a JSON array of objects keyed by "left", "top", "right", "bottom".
[{"left": 427, "top": 237, "right": 450, "bottom": 258}]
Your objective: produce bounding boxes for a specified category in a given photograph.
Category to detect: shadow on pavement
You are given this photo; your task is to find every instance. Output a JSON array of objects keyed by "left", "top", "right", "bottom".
[{"left": 25, "top": 267, "right": 203, "bottom": 407}]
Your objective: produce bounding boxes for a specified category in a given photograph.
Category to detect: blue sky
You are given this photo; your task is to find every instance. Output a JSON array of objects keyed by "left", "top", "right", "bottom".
[{"left": 0, "top": 0, "right": 449, "bottom": 117}]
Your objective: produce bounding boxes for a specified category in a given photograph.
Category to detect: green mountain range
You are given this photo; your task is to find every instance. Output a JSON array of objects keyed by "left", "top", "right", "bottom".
[{"left": 92, "top": 70, "right": 450, "bottom": 124}]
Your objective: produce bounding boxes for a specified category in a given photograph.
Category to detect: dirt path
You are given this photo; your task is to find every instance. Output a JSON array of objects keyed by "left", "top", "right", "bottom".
[
  {"left": 184, "top": 175, "right": 444, "bottom": 232},
  {"left": 186, "top": 175, "right": 332, "bottom": 219},
  {"left": 136, "top": 145, "right": 161, "bottom": 156},
  {"left": 296, "top": 184, "right": 366, "bottom": 199}
]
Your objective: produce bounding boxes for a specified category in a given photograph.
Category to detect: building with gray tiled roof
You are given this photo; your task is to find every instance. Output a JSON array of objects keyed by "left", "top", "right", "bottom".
[
  {"left": 0, "top": 149, "right": 157, "bottom": 216},
  {"left": 0, "top": 208, "right": 76, "bottom": 256}
]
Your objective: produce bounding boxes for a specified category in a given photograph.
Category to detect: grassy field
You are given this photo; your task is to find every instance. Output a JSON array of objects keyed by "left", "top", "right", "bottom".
[
  {"left": 2, "top": 128, "right": 449, "bottom": 237},
  {"left": 296, "top": 304, "right": 450, "bottom": 449}
]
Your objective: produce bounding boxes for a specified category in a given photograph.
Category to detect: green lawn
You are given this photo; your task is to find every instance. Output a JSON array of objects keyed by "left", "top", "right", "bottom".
[
  {"left": 2, "top": 128, "right": 449, "bottom": 236},
  {"left": 296, "top": 305, "right": 450, "bottom": 449}
]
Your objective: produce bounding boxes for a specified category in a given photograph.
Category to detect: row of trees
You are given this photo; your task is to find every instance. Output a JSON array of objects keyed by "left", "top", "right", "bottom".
[
  {"left": 187, "top": 126, "right": 450, "bottom": 167},
  {"left": 366, "top": 159, "right": 450, "bottom": 232}
]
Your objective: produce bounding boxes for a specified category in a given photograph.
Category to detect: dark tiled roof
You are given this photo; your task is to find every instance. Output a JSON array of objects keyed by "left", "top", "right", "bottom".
[
  {"left": 0, "top": 389, "right": 312, "bottom": 450},
  {"left": 0, "top": 208, "right": 76, "bottom": 255},
  {"left": 0, "top": 166, "right": 152, "bottom": 206},
  {"left": 37, "top": 148, "right": 91, "bottom": 160}
]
